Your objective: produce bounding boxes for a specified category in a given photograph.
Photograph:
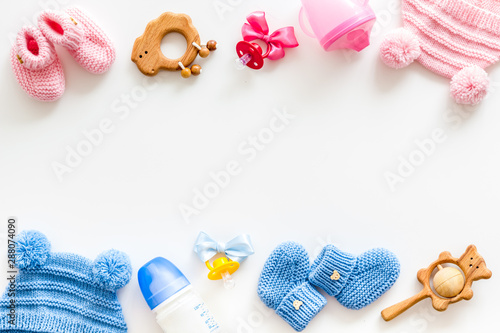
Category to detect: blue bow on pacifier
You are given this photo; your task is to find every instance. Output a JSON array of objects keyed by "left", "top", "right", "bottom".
[{"left": 194, "top": 232, "right": 255, "bottom": 289}]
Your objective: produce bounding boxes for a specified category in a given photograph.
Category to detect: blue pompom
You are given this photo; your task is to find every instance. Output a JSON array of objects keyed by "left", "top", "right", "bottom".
[
  {"left": 15, "top": 230, "right": 51, "bottom": 270},
  {"left": 92, "top": 249, "right": 132, "bottom": 291}
]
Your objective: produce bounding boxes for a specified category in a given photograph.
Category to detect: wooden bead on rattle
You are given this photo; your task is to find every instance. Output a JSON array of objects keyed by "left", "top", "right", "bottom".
[
  {"left": 433, "top": 265, "right": 464, "bottom": 298},
  {"left": 191, "top": 64, "right": 202, "bottom": 76},
  {"left": 192, "top": 42, "right": 210, "bottom": 58},
  {"left": 178, "top": 62, "right": 191, "bottom": 78},
  {"left": 207, "top": 40, "right": 217, "bottom": 51}
]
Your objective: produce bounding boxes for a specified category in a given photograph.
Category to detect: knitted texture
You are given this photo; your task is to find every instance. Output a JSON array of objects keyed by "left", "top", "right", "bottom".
[
  {"left": 11, "top": 26, "right": 65, "bottom": 101},
  {"left": 39, "top": 8, "right": 116, "bottom": 74},
  {"left": 0, "top": 230, "right": 132, "bottom": 333},
  {"left": 309, "top": 245, "right": 400, "bottom": 310},
  {"left": 38, "top": 10, "right": 84, "bottom": 51},
  {"left": 258, "top": 242, "right": 327, "bottom": 332},
  {"left": 380, "top": 0, "right": 500, "bottom": 104}
]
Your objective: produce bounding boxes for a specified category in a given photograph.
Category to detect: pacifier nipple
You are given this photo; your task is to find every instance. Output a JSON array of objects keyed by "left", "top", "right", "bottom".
[
  {"left": 221, "top": 271, "right": 235, "bottom": 290},
  {"left": 235, "top": 53, "right": 252, "bottom": 70}
]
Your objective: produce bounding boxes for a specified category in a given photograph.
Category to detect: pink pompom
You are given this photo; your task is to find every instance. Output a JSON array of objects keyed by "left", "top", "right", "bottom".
[
  {"left": 450, "top": 66, "right": 489, "bottom": 105},
  {"left": 380, "top": 28, "right": 421, "bottom": 69}
]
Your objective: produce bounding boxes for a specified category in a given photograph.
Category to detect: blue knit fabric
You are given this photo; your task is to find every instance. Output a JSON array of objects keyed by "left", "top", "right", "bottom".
[
  {"left": 257, "top": 242, "right": 327, "bottom": 332},
  {"left": 309, "top": 245, "right": 400, "bottom": 310},
  {"left": 0, "top": 230, "right": 132, "bottom": 333}
]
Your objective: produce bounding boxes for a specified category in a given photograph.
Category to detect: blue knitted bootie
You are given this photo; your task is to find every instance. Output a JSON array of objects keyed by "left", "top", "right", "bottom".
[
  {"left": 309, "top": 245, "right": 400, "bottom": 310},
  {"left": 258, "top": 242, "right": 327, "bottom": 332}
]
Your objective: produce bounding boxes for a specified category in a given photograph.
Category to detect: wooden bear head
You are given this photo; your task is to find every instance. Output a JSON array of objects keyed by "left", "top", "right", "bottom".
[{"left": 457, "top": 245, "right": 492, "bottom": 282}]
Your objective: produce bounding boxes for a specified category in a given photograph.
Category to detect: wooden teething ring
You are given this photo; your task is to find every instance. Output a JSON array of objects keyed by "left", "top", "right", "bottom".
[{"left": 132, "top": 12, "right": 201, "bottom": 76}]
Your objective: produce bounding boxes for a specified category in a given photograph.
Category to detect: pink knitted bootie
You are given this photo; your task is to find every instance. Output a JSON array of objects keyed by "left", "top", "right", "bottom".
[
  {"left": 11, "top": 26, "right": 65, "bottom": 102},
  {"left": 38, "top": 8, "right": 115, "bottom": 74}
]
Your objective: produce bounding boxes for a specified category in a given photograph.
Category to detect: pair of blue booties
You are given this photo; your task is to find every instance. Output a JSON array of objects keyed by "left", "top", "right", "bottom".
[{"left": 257, "top": 242, "right": 400, "bottom": 331}]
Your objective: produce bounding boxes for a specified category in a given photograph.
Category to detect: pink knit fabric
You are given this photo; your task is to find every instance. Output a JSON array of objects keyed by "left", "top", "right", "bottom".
[
  {"left": 11, "top": 26, "right": 65, "bottom": 101},
  {"left": 380, "top": 0, "right": 500, "bottom": 104},
  {"left": 39, "top": 8, "right": 115, "bottom": 74},
  {"left": 403, "top": 0, "right": 500, "bottom": 78},
  {"left": 38, "top": 10, "right": 84, "bottom": 51}
]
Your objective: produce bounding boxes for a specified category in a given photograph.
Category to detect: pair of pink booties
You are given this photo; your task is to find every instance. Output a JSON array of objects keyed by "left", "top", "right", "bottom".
[{"left": 11, "top": 8, "right": 115, "bottom": 102}]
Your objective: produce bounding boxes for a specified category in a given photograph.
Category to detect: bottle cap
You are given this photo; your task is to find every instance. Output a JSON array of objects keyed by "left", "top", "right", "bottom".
[{"left": 138, "top": 257, "right": 191, "bottom": 310}]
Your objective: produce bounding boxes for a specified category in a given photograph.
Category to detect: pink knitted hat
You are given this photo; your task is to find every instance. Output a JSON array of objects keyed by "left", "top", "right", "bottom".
[
  {"left": 39, "top": 8, "right": 116, "bottom": 74},
  {"left": 380, "top": 0, "right": 500, "bottom": 105},
  {"left": 10, "top": 26, "right": 65, "bottom": 101}
]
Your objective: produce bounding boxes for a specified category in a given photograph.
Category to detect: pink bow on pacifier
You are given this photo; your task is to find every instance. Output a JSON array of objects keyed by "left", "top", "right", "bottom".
[{"left": 235, "top": 11, "right": 299, "bottom": 70}]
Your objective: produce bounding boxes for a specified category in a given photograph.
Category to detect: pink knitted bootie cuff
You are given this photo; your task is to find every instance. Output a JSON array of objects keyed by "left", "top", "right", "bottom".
[
  {"left": 38, "top": 10, "right": 84, "bottom": 51},
  {"left": 16, "top": 26, "right": 57, "bottom": 70},
  {"left": 38, "top": 8, "right": 116, "bottom": 74},
  {"left": 11, "top": 26, "right": 65, "bottom": 102}
]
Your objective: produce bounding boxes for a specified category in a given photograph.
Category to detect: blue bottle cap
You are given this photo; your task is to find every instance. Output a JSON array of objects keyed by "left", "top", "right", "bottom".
[{"left": 138, "top": 257, "right": 191, "bottom": 310}]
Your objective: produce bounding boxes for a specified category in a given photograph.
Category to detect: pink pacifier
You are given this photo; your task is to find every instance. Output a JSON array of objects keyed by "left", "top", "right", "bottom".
[
  {"left": 235, "top": 11, "right": 299, "bottom": 70},
  {"left": 299, "top": 0, "right": 376, "bottom": 52}
]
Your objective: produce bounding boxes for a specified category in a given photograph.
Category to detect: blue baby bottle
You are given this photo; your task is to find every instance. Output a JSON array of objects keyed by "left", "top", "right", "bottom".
[{"left": 138, "top": 257, "right": 221, "bottom": 333}]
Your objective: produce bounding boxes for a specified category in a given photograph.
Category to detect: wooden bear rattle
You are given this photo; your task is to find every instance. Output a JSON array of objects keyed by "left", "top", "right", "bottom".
[
  {"left": 132, "top": 12, "right": 216, "bottom": 78},
  {"left": 381, "top": 245, "right": 491, "bottom": 321}
]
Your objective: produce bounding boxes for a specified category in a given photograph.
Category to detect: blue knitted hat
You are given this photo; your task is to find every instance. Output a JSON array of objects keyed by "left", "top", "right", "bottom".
[
  {"left": 309, "top": 245, "right": 400, "bottom": 310},
  {"left": 0, "top": 230, "right": 132, "bottom": 333},
  {"left": 257, "top": 241, "right": 327, "bottom": 332}
]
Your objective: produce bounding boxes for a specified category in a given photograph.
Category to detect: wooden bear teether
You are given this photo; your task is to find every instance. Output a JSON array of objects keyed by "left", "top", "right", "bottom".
[
  {"left": 381, "top": 245, "right": 492, "bottom": 321},
  {"left": 132, "top": 12, "right": 216, "bottom": 78}
]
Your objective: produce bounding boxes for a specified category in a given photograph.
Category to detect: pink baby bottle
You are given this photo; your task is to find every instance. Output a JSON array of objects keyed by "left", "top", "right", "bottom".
[{"left": 299, "top": 0, "right": 376, "bottom": 52}]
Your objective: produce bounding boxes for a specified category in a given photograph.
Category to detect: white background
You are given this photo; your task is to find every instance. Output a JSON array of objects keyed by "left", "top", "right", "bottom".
[{"left": 1, "top": 0, "right": 499, "bottom": 332}]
